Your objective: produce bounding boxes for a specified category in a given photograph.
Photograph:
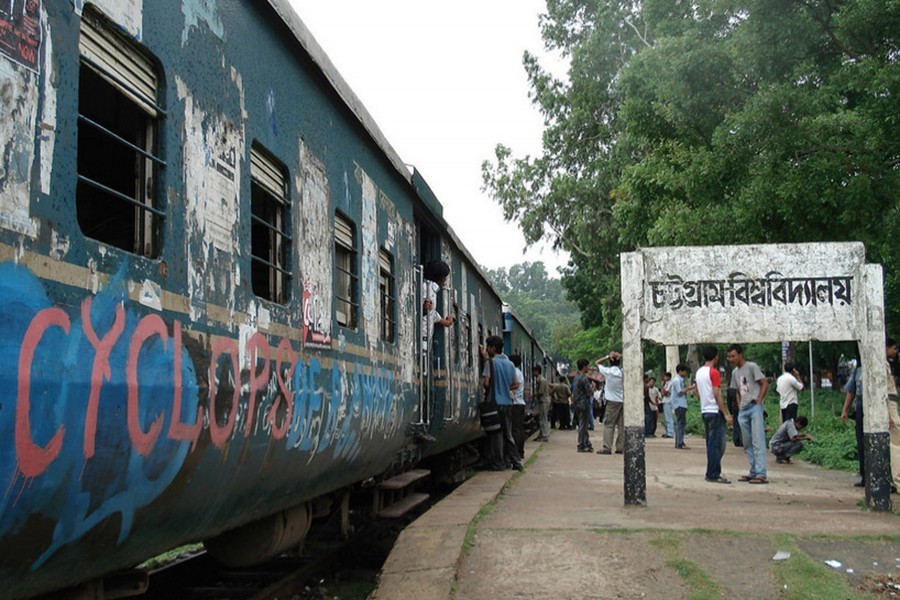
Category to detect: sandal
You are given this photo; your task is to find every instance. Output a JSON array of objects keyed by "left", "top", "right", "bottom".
[
  {"left": 748, "top": 476, "right": 768, "bottom": 484},
  {"left": 738, "top": 475, "right": 753, "bottom": 482},
  {"left": 705, "top": 476, "right": 732, "bottom": 484}
]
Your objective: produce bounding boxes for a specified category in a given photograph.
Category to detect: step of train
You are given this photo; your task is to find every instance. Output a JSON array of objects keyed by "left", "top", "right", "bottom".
[{"left": 373, "top": 469, "right": 430, "bottom": 518}]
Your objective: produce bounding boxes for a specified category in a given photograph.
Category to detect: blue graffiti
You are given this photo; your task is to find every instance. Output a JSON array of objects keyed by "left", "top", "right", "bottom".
[{"left": 0, "top": 263, "right": 199, "bottom": 569}]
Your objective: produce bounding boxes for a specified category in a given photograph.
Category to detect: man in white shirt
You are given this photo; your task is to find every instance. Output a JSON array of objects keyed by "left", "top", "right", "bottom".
[
  {"left": 596, "top": 351, "right": 624, "bottom": 454},
  {"left": 776, "top": 363, "right": 804, "bottom": 423},
  {"left": 697, "top": 346, "right": 734, "bottom": 483}
]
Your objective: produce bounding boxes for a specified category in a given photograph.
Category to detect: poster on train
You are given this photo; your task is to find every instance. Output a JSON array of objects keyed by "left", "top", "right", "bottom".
[{"left": 0, "top": 0, "right": 41, "bottom": 72}]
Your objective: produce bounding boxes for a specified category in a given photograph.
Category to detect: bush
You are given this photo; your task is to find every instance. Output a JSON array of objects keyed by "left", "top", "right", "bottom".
[{"left": 683, "top": 387, "right": 858, "bottom": 472}]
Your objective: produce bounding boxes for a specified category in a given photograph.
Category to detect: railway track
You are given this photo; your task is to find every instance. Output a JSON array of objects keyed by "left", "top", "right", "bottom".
[{"left": 138, "top": 481, "right": 456, "bottom": 599}]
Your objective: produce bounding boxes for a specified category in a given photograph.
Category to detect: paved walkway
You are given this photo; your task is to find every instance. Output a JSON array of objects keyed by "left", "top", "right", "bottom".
[{"left": 371, "top": 429, "right": 898, "bottom": 600}]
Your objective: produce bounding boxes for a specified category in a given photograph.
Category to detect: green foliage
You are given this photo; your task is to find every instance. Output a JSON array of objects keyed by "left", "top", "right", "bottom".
[
  {"left": 683, "top": 386, "right": 858, "bottom": 472},
  {"left": 483, "top": 0, "right": 900, "bottom": 334},
  {"left": 483, "top": 261, "right": 581, "bottom": 359}
]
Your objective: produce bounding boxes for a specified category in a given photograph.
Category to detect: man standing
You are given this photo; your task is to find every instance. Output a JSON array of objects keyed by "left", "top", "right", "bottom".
[
  {"left": 660, "top": 372, "right": 674, "bottom": 438},
  {"left": 776, "top": 363, "right": 804, "bottom": 423},
  {"left": 481, "top": 336, "right": 522, "bottom": 471},
  {"left": 550, "top": 376, "right": 572, "bottom": 430},
  {"left": 841, "top": 360, "right": 865, "bottom": 487},
  {"left": 572, "top": 359, "right": 594, "bottom": 452},
  {"left": 596, "top": 351, "right": 625, "bottom": 454},
  {"left": 727, "top": 344, "right": 770, "bottom": 484},
  {"left": 510, "top": 354, "right": 526, "bottom": 460},
  {"left": 697, "top": 347, "right": 733, "bottom": 483},
  {"left": 671, "top": 364, "right": 690, "bottom": 449},
  {"left": 770, "top": 416, "right": 812, "bottom": 464},
  {"left": 532, "top": 364, "right": 551, "bottom": 442},
  {"left": 885, "top": 337, "right": 899, "bottom": 492},
  {"left": 647, "top": 376, "right": 661, "bottom": 437}
]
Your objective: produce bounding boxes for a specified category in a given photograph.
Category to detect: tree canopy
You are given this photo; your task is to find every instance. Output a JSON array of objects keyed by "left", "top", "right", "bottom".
[
  {"left": 483, "top": 261, "right": 581, "bottom": 360},
  {"left": 483, "top": 0, "right": 900, "bottom": 341}
]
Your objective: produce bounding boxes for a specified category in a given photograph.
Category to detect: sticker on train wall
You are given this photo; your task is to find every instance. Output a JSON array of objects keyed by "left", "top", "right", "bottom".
[
  {"left": 0, "top": 0, "right": 42, "bottom": 72},
  {"left": 302, "top": 281, "right": 332, "bottom": 348}
]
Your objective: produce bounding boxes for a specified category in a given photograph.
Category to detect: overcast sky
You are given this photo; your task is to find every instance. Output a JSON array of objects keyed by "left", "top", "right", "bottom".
[{"left": 288, "top": 0, "right": 570, "bottom": 275}]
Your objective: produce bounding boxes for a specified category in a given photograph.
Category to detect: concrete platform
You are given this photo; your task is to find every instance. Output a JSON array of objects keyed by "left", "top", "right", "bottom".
[{"left": 371, "top": 429, "right": 898, "bottom": 599}]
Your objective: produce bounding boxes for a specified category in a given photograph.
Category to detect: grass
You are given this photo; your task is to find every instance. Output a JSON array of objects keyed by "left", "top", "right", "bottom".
[
  {"left": 647, "top": 531, "right": 882, "bottom": 600},
  {"left": 683, "top": 388, "right": 859, "bottom": 472},
  {"left": 136, "top": 543, "right": 204, "bottom": 570},
  {"left": 770, "top": 534, "right": 871, "bottom": 600},
  {"left": 649, "top": 533, "right": 721, "bottom": 600}
]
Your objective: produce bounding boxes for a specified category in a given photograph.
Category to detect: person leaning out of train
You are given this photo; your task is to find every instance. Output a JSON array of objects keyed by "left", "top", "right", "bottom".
[{"left": 421, "top": 260, "right": 454, "bottom": 354}]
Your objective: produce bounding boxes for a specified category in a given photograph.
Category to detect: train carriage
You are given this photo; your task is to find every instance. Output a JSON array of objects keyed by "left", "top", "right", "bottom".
[{"left": 0, "top": 1, "right": 547, "bottom": 597}]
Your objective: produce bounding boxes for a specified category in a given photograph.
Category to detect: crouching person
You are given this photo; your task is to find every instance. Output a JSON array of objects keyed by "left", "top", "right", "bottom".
[{"left": 769, "top": 416, "right": 813, "bottom": 464}]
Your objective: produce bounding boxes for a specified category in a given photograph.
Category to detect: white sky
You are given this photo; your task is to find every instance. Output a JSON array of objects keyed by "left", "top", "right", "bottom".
[{"left": 288, "top": 0, "right": 570, "bottom": 275}]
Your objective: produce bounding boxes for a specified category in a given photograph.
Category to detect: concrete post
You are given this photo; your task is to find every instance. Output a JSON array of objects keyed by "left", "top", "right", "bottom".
[
  {"left": 859, "top": 264, "right": 892, "bottom": 511},
  {"left": 620, "top": 253, "right": 646, "bottom": 506},
  {"left": 666, "top": 346, "right": 680, "bottom": 375}
]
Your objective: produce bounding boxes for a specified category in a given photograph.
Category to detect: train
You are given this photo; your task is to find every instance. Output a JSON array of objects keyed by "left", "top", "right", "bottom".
[{"left": 0, "top": 1, "right": 552, "bottom": 597}]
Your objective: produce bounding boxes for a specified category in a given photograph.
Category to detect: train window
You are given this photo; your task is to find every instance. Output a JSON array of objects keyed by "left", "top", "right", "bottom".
[
  {"left": 250, "top": 144, "right": 291, "bottom": 304},
  {"left": 378, "top": 248, "right": 395, "bottom": 342},
  {"left": 76, "top": 6, "right": 164, "bottom": 258},
  {"left": 334, "top": 213, "right": 358, "bottom": 329}
]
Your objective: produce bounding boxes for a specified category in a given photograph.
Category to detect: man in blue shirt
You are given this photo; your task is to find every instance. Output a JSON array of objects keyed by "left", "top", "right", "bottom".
[
  {"left": 482, "top": 335, "right": 522, "bottom": 471},
  {"left": 671, "top": 363, "right": 690, "bottom": 449}
]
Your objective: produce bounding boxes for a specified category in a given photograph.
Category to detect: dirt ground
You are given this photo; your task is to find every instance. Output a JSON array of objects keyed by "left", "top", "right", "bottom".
[{"left": 450, "top": 429, "right": 899, "bottom": 599}]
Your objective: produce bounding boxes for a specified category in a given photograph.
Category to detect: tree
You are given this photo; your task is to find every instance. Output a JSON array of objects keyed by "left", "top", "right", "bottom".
[
  {"left": 483, "top": 0, "right": 900, "bottom": 340},
  {"left": 483, "top": 261, "right": 581, "bottom": 358}
]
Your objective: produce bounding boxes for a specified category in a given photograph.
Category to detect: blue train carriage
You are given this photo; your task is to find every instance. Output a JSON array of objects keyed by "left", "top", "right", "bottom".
[
  {"left": 409, "top": 169, "right": 509, "bottom": 451},
  {"left": 0, "top": 1, "right": 504, "bottom": 597},
  {"left": 503, "top": 305, "right": 554, "bottom": 400}
]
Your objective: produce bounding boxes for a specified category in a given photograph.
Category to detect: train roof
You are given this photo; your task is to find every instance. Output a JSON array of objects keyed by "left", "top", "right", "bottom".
[{"left": 265, "top": 0, "right": 505, "bottom": 301}]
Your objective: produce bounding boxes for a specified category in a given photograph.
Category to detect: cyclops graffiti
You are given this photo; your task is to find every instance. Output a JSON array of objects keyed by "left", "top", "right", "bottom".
[{"left": 0, "top": 263, "right": 402, "bottom": 568}]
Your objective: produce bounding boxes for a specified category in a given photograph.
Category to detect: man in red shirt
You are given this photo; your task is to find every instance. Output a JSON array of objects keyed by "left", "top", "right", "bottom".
[{"left": 696, "top": 346, "right": 734, "bottom": 483}]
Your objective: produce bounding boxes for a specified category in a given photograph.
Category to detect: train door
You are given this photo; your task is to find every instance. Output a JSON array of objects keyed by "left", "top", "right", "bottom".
[{"left": 416, "top": 221, "right": 448, "bottom": 435}]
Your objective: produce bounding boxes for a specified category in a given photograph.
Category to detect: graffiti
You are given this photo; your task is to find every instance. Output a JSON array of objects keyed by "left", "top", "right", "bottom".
[{"left": 0, "top": 263, "right": 403, "bottom": 567}]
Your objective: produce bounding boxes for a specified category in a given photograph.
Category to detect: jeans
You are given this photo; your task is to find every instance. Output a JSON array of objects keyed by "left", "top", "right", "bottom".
[
  {"left": 662, "top": 402, "right": 674, "bottom": 436},
  {"left": 512, "top": 404, "right": 526, "bottom": 460},
  {"left": 737, "top": 402, "right": 767, "bottom": 478},
  {"left": 576, "top": 402, "right": 592, "bottom": 449},
  {"left": 854, "top": 397, "right": 865, "bottom": 478},
  {"left": 771, "top": 440, "right": 804, "bottom": 459},
  {"left": 498, "top": 405, "right": 522, "bottom": 468},
  {"left": 674, "top": 406, "right": 687, "bottom": 447},
  {"left": 781, "top": 403, "right": 798, "bottom": 423},
  {"left": 703, "top": 412, "right": 727, "bottom": 479}
]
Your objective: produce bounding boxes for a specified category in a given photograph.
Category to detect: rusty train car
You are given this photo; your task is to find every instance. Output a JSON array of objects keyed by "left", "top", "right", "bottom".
[{"left": 0, "top": 1, "right": 551, "bottom": 597}]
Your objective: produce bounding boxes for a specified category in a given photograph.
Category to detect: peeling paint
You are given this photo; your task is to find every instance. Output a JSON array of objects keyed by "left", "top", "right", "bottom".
[
  {"left": 177, "top": 76, "right": 243, "bottom": 323},
  {"left": 75, "top": 0, "right": 144, "bottom": 41},
  {"left": 38, "top": 6, "right": 55, "bottom": 196},
  {"left": 460, "top": 263, "right": 468, "bottom": 313},
  {"left": 356, "top": 167, "right": 379, "bottom": 350},
  {"left": 396, "top": 219, "right": 417, "bottom": 384},
  {"left": 296, "top": 141, "right": 332, "bottom": 346},
  {"left": 0, "top": 56, "right": 39, "bottom": 238},
  {"left": 182, "top": 0, "right": 225, "bottom": 45},
  {"left": 49, "top": 228, "right": 69, "bottom": 261},
  {"left": 138, "top": 279, "right": 162, "bottom": 311}
]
